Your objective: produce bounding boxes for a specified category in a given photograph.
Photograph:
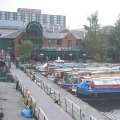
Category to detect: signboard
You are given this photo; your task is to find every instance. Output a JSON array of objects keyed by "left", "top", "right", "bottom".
[{"left": 17, "top": 8, "right": 41, "bottom": 13}]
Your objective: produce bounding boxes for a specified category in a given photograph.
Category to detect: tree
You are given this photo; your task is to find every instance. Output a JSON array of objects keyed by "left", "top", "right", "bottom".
[
  {"left": 17, "top": 40, "right": 33, "bottom": 63},
  {"left": 108, "top": 14, "right": 120, "bottom": 62},
  {"left": 83, "top": 11, "right": 100, "bottom": 60}
]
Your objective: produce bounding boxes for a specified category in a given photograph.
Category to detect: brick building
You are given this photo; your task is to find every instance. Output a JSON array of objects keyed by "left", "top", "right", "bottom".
[{"left": 0, "top": 21, "right": 84, "bottom": 61}]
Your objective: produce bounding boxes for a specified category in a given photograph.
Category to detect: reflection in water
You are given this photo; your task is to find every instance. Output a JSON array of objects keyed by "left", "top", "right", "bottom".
[{"left": 84, "top": 100, "right": 120, "bottom": 120}]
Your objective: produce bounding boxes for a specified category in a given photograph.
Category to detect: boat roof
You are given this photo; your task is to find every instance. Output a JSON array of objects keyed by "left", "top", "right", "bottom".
[
  {"left": 54, "top": 59, "right": 65, "bottom": 63},
  {"left": 92, "top": 79, "right": 120, "bottom": 85}
]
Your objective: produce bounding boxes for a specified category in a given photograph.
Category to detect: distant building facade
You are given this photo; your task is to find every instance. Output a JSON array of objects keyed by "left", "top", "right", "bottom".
[
  {"left": 43, "top": 32, "right": 84, "bottom": 61},
  {"left": 0, "top": 21, "right": 84, "bottom": 61},
  {"left": 0, "top": 8, "right": 66, "bottom": 30},
  {"left": 0, "top": 20, "right": 24, "bottom": 36}
]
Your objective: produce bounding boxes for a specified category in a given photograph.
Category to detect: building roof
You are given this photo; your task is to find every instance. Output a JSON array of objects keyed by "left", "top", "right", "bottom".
[
  {"left": 0, "top": 27, "right": 85, "bottom": 40},
  {"left": 0, "top": 26, "right": 22, "bottom": 30},
  {"left": 70, "top": 30, "right": 85, "bottom": 39},
  {"left": 44, "top": 28, "right": 67, "bottom": 33},
  {"left": 44, "top": 32, "right": 68, "bottom": 39},
  {"left": 0, "top": 30, "right": 23, "bottom": 39},
  {"left": 45, "top": 28, "right": 85, "bottom": 39},
  {"left": 0, "top": 20, "right": 24, "bottom": 28}
]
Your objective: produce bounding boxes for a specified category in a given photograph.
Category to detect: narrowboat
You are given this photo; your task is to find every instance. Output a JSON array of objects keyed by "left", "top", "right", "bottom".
[{"left": 76, "top": 78, "right": 120, "bottom": 101}]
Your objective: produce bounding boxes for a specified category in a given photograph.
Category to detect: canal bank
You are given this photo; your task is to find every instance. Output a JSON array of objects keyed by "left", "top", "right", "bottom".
[
  {"left": 8, "top": 62, "right": 111, "bottom": 120},
  {"left": 0, "top": 82, "right": 34, "bottom": 120}
]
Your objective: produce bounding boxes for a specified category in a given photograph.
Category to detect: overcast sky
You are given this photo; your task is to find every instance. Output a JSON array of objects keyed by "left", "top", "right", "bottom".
[{"left": 0, "top": 0, "right": 120, "bottom": 29}]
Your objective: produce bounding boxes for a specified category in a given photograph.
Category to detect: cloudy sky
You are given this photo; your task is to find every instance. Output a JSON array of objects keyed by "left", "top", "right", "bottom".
[{"left": 1, "top": 0, "right": 120, "bottom": 29}]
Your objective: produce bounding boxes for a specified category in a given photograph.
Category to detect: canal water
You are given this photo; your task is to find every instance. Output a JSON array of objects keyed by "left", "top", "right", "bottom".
[{"left": 85, "top": 100, "right": 120, "bottom": 120}]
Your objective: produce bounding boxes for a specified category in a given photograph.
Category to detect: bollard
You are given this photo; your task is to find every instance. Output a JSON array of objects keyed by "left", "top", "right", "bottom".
[
  {"left": 16, "top": 57, "right": 20, "bottom": 68},
  {"left": 16, "top": 80, "right": 19, "bottom": 90},
  {"left": 7, "top": 56, "right": 11, "bottom": 69},
  {"left": 0, "top": 112, "right": 4, "bottom": 120}
]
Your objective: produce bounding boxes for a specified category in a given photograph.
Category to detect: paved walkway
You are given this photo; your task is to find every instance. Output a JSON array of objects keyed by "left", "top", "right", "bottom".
[
  {"left": 36, "top": 73, "right": 111, "bottom": 120},
  {"left": 9, "top": 63, "right": 74, "bottom": 120},
  {"left": 8, "top": 62, "right": 112, "bottom": 120},
  {"left": 0, "top": 82, "right": 34, "bottom": 120}
]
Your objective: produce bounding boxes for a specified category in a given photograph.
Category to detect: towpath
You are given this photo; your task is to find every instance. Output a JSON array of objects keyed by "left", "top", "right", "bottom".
[{"left": 9, "top": 62, "right": 111, "bottom": 120}]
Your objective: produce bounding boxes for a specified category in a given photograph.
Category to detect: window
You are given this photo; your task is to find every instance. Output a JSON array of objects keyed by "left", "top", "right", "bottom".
[
  {"left": 17, "top": 13, "right": 21, "bottom": 16},
  {"left": 40, "top": 14, "right": 43, "bottom": 19},
  {"left": 17, "top": 16, "right": 21, "bottom": 20},
  {"left": 40, "top": 20, "right": 43, "bottom": 24},
  {"left": 48, "top": 40, "right": 51, "bottom": 46},
  {"left": 31, "top": 17, "right": 35, "bottom": 20},
  {"left": 1, "top": 12, "right": 5, "bottom": 15},
  {"left": 68, "top": 40, "right": 72, "bottom": 47},
  {"left": 9, "top": 17, "right": 14, "bottom": 20},
  {"left": 32, "top": 14, "right": 36, "bottom": 17}
]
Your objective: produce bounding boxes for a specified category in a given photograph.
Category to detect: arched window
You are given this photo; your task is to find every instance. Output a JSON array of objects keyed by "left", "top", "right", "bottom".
[{"left": 25, "top": 21, "right": 43, "bottom": 46}]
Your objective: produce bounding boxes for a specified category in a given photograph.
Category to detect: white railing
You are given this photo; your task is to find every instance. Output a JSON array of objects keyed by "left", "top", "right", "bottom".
[
  {"left": 13, "top": 74, "right": 49, "bottom": 120},
  {"left": 25, "top": 69, "right": 97, "bottom": 120},
  {"left": 10, "top": 67, "right": 98, "bottom": 120},
  {"left": 38, "top": 108, "right": 49, "bottom": 120},
  {"left": 65, "top": 97, "right": 97, "bottom": 120},
  {"left": 34, "top": 75, "right": 61, "bottom": 105}
]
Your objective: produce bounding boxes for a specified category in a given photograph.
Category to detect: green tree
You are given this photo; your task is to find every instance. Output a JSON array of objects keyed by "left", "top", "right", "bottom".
[
  {"left": 109, "top": 15, "right": 120, "bottom": 62},
  {"left": 17, "top": 40, "right": 33, "bottom": 63},
  {"left": 83, "top": 11, "right": 100, "bottom": 60},
  {"left": 95, "top": 26, "right": 112, "bottom": 61}
]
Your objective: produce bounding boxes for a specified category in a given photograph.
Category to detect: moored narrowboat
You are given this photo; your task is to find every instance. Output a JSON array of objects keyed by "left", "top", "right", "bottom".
[{"left": 76, "top": 78, "right": 120, "bottom": 101}]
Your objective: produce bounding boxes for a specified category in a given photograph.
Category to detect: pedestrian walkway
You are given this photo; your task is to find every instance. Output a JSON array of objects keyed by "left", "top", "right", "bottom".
[
  {"left": 35, "top": 73, "right": 111, "bottom": 120},
  {"left": 9, "top": 63, "right": 74, "bottom": 120},
  {"left": 0, "top": 82, "right": 34, "bottom": 120}
]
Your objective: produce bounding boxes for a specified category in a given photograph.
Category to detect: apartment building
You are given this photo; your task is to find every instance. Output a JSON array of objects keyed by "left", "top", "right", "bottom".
[{"left": 0, "top": 8, "right": 66, "bottom": 29}]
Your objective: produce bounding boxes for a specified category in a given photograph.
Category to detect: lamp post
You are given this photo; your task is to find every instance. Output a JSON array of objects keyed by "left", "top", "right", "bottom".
[
  {"left": 46, "top": 56, "right": 48, "bottom": 62},
  {"left": 82, "top": 53, "right": 86, "bottom": 63},
  {"left": 40, "top": 53, "right": 44, "bottom": 63},
  {"left": 69, "top": 53, "right": 72, "bottom": 62}
]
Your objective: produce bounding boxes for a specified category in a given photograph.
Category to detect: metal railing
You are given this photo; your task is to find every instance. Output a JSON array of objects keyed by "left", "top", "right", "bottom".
[
  {"left": 10, "top": 66, "right": 98, "bottom": 120},
  {"left": 65, "top": 97, "right": 97, "bottom": 120},
  {"left": 24, "top": 69, "right": 97, "bottom": 120},
  {"left": 35, "top": 75, "right": 61, "bottom": 105},
  {"left": 43, "top": 45, "right": 84, "bottom": 51},
  {"left": 14, "top": 74, "right": 49, "bottom": 120},
  {"left": 38, "top": 108, "right": 49, "bottom": 120}
]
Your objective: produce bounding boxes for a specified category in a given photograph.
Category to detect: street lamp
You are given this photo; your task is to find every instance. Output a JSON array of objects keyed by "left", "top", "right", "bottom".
[
  {"left": 40, "top": 53, "right": 44, "bottom": 56},
  {"left": 82, "top": 53, "right": 86, "bottom": 63},
  {"left": 69, "top": 53, "right": 72, "bottom": 62},
  {"left": 46, "top": 56, "right": 48, "bottom": 62},
  {"left": 83, "top": 54, "right": 86, "bottom": 57},
  {"left": 40, "top": 53, "right": 44, "bottom": 63}
]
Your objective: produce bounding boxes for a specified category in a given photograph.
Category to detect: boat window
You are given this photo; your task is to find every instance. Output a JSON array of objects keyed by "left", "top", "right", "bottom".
[{"left": 103, "top": 81, "right": 108, "bottom": 83}]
